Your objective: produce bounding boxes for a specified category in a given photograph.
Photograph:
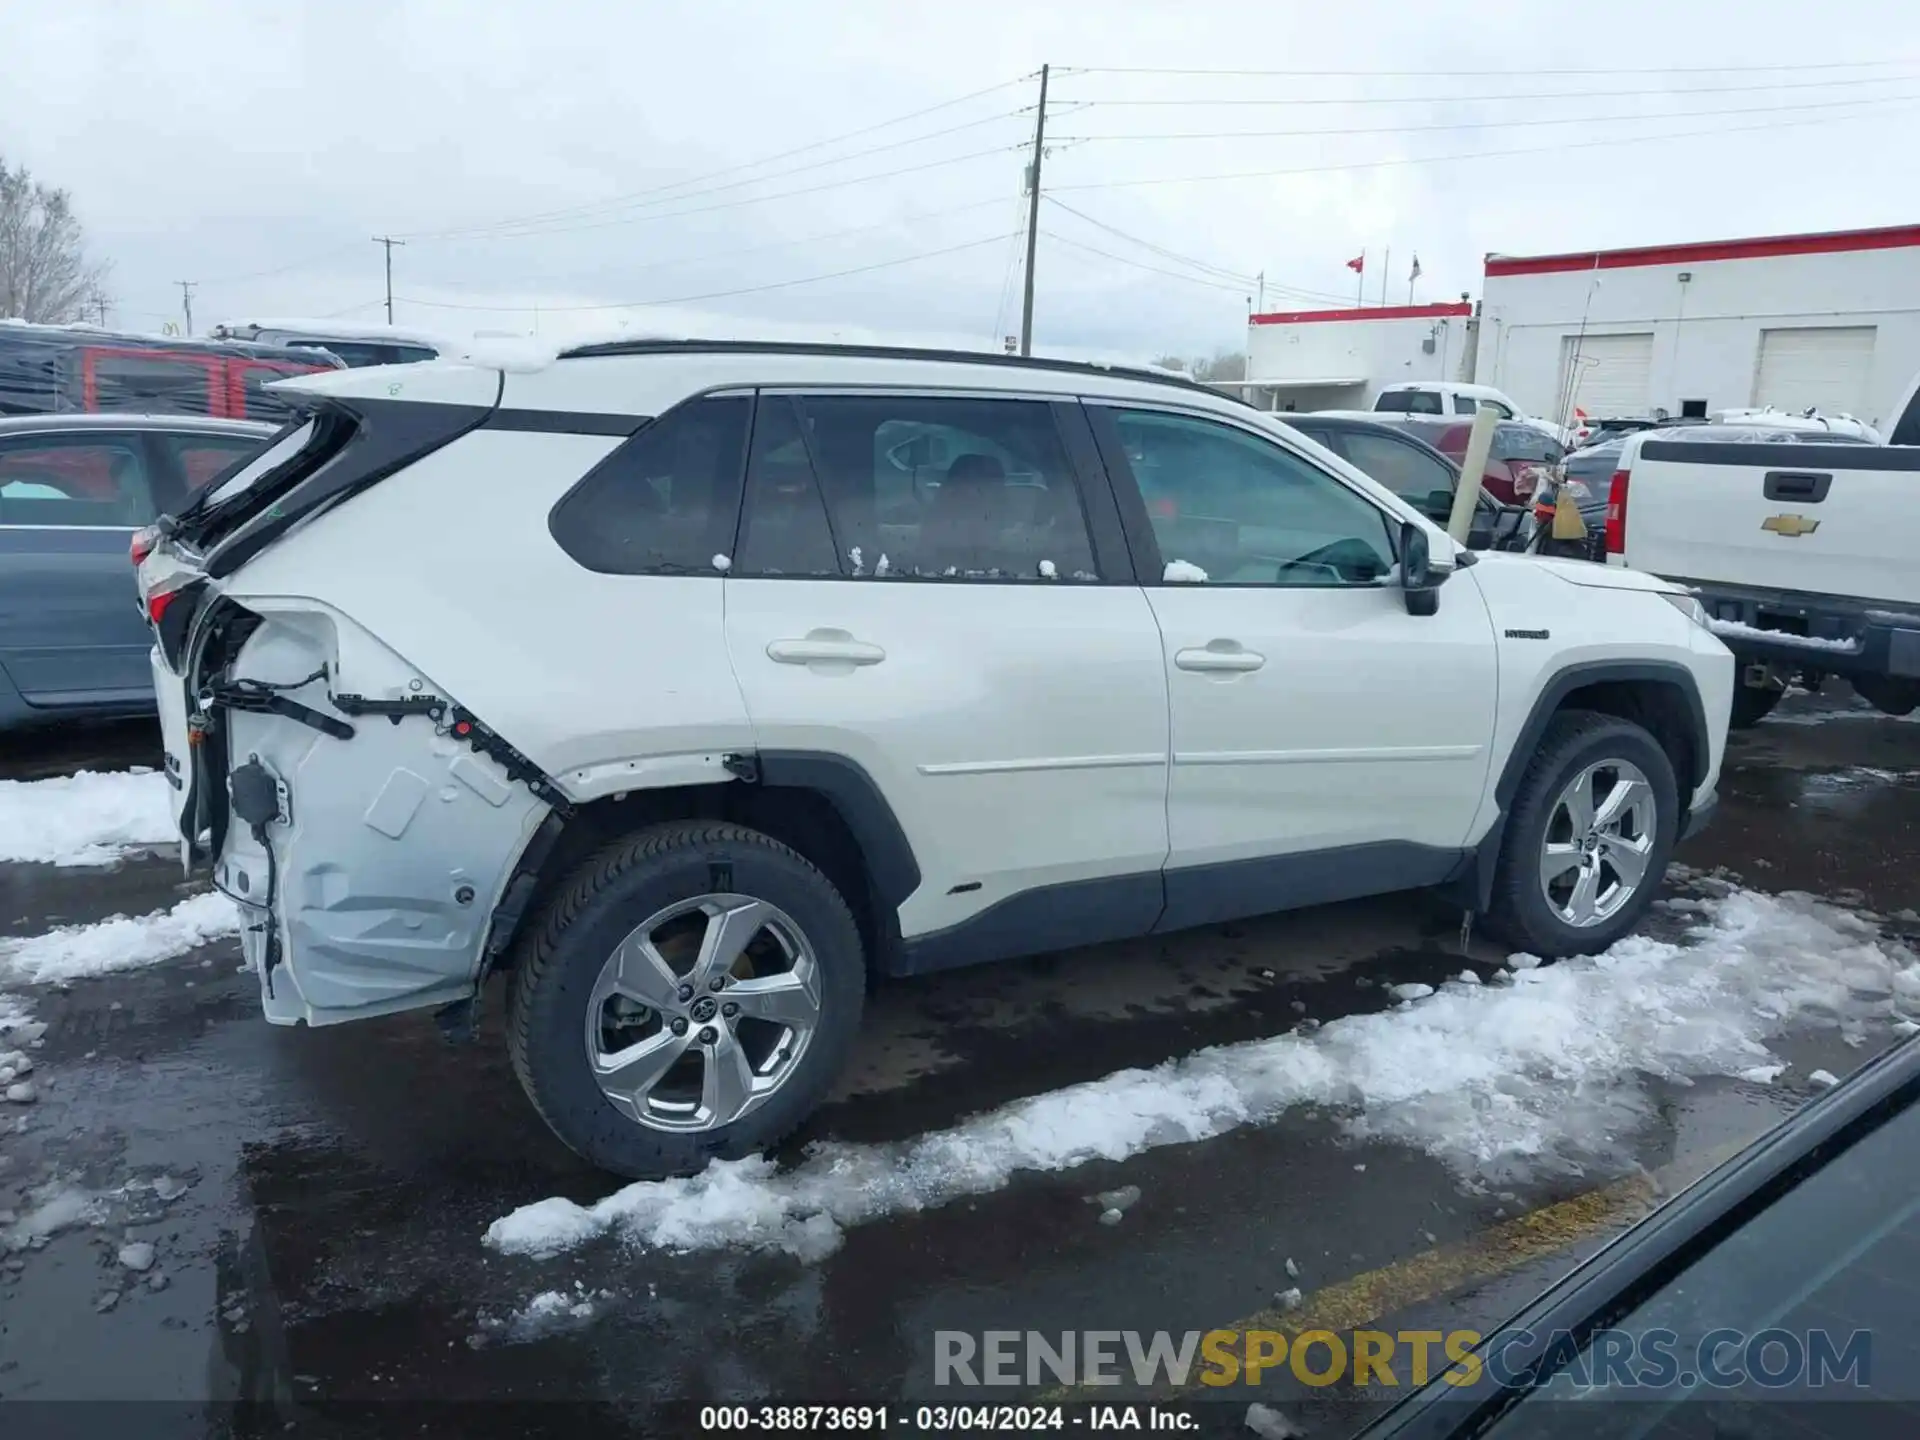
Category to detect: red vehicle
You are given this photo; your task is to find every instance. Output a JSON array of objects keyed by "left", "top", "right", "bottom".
[
  {"left": 1371, "top": 416, "right": 1566, "bottom": 506},
  {"left": 0, "top": 322, "right": 341, "bottom": 424}
]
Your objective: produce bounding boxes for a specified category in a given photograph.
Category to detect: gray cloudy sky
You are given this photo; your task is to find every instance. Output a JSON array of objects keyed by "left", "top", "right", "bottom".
[{"left": 4, "top": 0, "right": 1917, "bottom": 360}]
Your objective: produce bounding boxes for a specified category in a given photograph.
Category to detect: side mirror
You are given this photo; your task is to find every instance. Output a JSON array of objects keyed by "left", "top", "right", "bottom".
[
  {"left": 1422, "top": 489, "right": 1454, "bottom": 522},
  {"left": 1400, "top": 521, "right": 1445, "bottom": 616}
]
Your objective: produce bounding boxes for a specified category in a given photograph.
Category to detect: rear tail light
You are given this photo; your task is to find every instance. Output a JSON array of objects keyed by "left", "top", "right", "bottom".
[
  {"left": 147, "top": 589, "right": 180, "bottom": 625},
  {"left": 1604, "top": 469, "right": 1631, "bottom": 554},
  {"left": 130, "top": 527, "right": 159, "bottom": 566}
]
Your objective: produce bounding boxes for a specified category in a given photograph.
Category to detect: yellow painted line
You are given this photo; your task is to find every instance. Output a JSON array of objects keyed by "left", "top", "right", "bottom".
[{"left": 1037, "top": 1173, "right": 1661, "bottom": 1404}]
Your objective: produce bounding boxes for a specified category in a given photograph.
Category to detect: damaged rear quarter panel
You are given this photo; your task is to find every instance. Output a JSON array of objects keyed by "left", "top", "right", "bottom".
[{"left": 218, "top": 598, "right": 550, "bottom": 1026}]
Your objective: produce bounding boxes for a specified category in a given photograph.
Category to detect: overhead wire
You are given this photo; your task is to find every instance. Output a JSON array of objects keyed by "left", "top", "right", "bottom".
[
  {"left": 393, "top": 232, "right": 1019, "bottom": 313},
  {"left": 1048, "top": 100, "right": 1920, "bottom": 192},
  {"left": 1059, "top": 71, "right": 1920, "bottom": 108},
  {"left": 401, "top": 143, "right": 1028, "bottom": 243},
  {"left": 396, "top": 75, "right": 1038, "bottom": 241},
  {"left": 1051, "top": 89, "right": 1920, "bottom": 143},
  {"left": 1062, "top": 57, "right": 1920, "bottom": 77}
]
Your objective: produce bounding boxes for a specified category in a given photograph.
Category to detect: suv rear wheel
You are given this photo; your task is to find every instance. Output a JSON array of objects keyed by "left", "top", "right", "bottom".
[
  {"left": 1486, "top": 710, "right": 1679, "bottom": 958},
  {"left": 507, "top": 821, "right": 865, "bottom": 1178}
]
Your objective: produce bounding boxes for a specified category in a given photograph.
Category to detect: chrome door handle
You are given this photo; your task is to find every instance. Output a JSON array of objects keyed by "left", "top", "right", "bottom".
[
  {"left": 1174, "top": 644, "right": 1265, "bottom": 673},
  {"left": 767, "top": 636, "right": 886, "bottom": 666}
]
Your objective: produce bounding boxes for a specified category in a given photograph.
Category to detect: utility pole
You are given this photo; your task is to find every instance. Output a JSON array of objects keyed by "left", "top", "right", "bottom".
[
  {"left": 1256, "top": 271, "right": 1265, "bottom": 314},
  {"left": 372, "top": 235, "right": 406, "bottom": 324},
  {"left": 1380, "top": 248, "right": 1390, "bottom": 308},
  {"left": 175, "top": 281, "right": 196, "bottom": 336},
  {"left": 92, "top": 292, "right": 108, "bottom": 327},
  {"left": 1018, "top": 64, "right": 1050, "bottom": 357}
]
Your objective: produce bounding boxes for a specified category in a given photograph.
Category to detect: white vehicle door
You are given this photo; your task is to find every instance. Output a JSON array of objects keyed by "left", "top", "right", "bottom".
[
  {"left": 1086, "top": 403, "right": 1498, "bottom": 930},
  {"left": 722, "top": 391, "right": 1170, "bottom": 952}
]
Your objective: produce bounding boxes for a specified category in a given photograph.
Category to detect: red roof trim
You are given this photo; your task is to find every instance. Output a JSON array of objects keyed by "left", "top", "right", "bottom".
[
  {"left": 1485, "top": 223, "right": 1920, "bottom": 277},
  {"left": 1249, "top": 302, "right": 1472, "bottom": 325}
]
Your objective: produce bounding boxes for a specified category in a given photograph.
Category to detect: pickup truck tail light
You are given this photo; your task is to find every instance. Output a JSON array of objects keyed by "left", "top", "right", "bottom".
[
  {"left": 1604, "top": 469, "right": 1631, "bottom": 553},
  {"left": 130, "top": 526, "right": 160, "bottom": 566}
]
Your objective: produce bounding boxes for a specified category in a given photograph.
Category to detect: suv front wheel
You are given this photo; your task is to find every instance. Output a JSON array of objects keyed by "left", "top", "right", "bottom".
[
  {"left": 507, "top": 821, "right": 865, "bottom": 1178},
  {"left": 1486, "top": 710, "right": 1680, "bottom": 958}
]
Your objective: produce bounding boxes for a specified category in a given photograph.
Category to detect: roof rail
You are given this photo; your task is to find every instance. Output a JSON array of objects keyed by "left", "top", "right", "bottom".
[{"left": 553, "top": 338, "right": 1249, "bottom": 405}]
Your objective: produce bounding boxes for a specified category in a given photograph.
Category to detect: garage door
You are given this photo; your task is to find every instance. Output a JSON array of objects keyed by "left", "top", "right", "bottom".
[
  {"left": 1753, "top": 326, "right": 1876, "bottom": 416},
  {"left": 1558, "top": 332, "right": 1653, "bottom": 418}
]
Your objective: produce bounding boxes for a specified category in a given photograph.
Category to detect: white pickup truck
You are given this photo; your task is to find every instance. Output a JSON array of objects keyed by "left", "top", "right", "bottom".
[{"left": 1605, "top": 374, "right": 1920, "bottom": 725}]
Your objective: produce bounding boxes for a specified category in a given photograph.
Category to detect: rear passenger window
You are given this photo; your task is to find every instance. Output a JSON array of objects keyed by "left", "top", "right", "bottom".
[
  {"left": 743, "top": 394, "right": 1099, "bottom": 581},
  {"left": 1452, "top": 395, "right": 1478, "bottom": 414},
  {"left": 0, "top": 438, "right": 154, "bottom": 527},
  {"left": 549, "top": 396, "right": 749, "bottom": 575}
]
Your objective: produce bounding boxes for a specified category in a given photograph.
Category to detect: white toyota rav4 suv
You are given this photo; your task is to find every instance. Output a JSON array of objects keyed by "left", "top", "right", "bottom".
[{"left": 134, "top": 341, "right": 1733, "bottom": 1178}]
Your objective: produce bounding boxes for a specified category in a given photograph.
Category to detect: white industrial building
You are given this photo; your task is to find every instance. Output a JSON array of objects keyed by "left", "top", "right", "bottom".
[
  {"left": 1239, "top": 222, "right": 1920, "bottom": 430},
  {"left": 1242, "top": 301, "right": 1475, "bottom": 412},
  {"left": 1476, "top": 223, "right": 1920, "bottom": 429}
]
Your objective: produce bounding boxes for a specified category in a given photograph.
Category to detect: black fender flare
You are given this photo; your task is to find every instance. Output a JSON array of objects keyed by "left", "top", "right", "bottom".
[
  {"left": 1450, "top": 659, "right": 1711, "bottom": 911},
  {"left": 753, "top": 750, "right": 921, "bottom": 967}
]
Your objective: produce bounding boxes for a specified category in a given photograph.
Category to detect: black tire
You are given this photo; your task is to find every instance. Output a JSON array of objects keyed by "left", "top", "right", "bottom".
[
  {"left": 1485, "top": 710, "right": 1680, "bottom": 959},
  {"left": 506, "top": 820, "right": 865, "bottom": 1178},
  {"left": 1729, "top": 686, "right": 1783, "bottom": 728}
]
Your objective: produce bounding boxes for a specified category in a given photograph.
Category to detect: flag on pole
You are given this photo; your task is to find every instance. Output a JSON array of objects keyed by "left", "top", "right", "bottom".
[
  {"left": 1346, "top": 253, "right": 1366, "bottom": 273},
  {"left": 1409, "top": 254, "right": 1422, "bottom": 282}
]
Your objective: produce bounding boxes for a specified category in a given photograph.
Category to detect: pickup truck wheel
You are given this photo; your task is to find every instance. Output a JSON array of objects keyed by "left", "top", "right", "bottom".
[
  {"left": 1729, "top": 685, "right": 1783, "bottom": 728},
  {"left": 1486, "top": 711, "right": 1679, "bottom": 959},
  {"left": 506, "top": 821, "right": 865, "bottom": 1179}
]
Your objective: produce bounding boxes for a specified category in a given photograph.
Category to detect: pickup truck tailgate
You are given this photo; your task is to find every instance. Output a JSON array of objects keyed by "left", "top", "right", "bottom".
[{"left": 1625, "top": 439, "right": 1920, "bottom": 606}]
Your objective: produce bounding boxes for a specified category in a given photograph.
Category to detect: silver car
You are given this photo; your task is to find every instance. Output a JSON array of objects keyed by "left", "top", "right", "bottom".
[{"left": 0, "top": 412, "right": 272, "bottom": 731}]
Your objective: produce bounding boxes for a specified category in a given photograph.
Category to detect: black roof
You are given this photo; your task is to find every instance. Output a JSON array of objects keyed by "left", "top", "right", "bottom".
[{"left": 553, "top": 337, "right": 1247, "bottom": 405}]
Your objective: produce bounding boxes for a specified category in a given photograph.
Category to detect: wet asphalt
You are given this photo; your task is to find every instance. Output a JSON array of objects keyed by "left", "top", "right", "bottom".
[{"left": 0, "top": 694, "right": 1916, "bottom": 1437}]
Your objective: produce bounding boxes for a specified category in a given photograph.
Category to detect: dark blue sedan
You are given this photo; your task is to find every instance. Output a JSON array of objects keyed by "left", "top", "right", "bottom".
[{"left": 0, "top": 412, "right": 271, "bottom": 732}]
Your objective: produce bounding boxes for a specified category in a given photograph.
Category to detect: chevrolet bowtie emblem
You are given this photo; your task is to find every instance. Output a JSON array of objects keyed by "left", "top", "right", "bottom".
[{"left": 1761, "top": 513, "right": 1820, "bottom": 537}]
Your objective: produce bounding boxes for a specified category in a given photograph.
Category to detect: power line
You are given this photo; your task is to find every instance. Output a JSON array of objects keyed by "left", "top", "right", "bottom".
[
  {"left": 419, "top": 196, "right": 1014, "bottom": 293},
  {"left": 1061, "top": 57, "right": 1920, "bottom": 77},
  {"left": 399, "top": 144, "right": 1027, "bottom": 243},
  {"left": 1052, "top": 88, "right": 1920, "bottom": 143},
  {"left": 395, "top": 75, "right": 1036, "bottom": 241},
  {"left": 1042, "top": 196, "right": 1258, "bottom": 285},
  {"left": 392, "top": 232, "right": 1019, "bottom": 314},
  {"left": 195, "top": 242, "right": 367, "bottom": 289},
  {"left": 1049, "top": 100, "right": 1920, "bottom": 193},
  {"left": 1040, "top": 197, "right": 1358, "bottom": 304},
  {"left": 1060, "top": 71, "right": 1920, "bottom": 108},
  {"left": 1037, "top": 231, "right": 1253, "bottom": 295}
]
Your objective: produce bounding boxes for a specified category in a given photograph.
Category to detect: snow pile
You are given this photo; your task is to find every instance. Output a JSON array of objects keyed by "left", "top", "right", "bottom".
[
  {"left": 0, "top": 892, "right": 240, "bottom": 985},
  {"left": 485, "top": 886, "right": 1913, "bottom": 1264},
  {"left": 0, "top": 770, "right": 176, "bottom": 866},
  {"left": 1, "top": 1184, "right": 102, "bottom": 1253},
  {"left": 1708, "top": 620, "right": 1861, "bottom": 655},
  {"left": 474, "top": 1285, "right": 612, "bottom": 1345}
]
